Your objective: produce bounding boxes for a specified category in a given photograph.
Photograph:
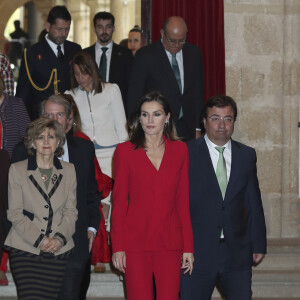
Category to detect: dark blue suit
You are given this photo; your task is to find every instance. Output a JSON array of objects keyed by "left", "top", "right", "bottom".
[
  {"left": 16, "top": 39, "right": 82, "bottom": 120},
  {"left": 180, "top": 136, "right": 266, "bottom": 300}
]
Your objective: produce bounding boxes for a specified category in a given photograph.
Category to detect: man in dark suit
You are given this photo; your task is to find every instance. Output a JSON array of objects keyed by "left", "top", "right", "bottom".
[
  {"left": 11, "top": 95, "right": 101, "bottom": 300},
  {"left": 83, "top": 11, "right": 133, "bottom": 115},
  {"left": 127, "top": 16, "right": 204, "bottom": 140},
  {"left": 180, "top": 95, "right": 267, "bottom": 300},
  {"left": 16, "top": 6, "right": 82, "bottom": 121}
]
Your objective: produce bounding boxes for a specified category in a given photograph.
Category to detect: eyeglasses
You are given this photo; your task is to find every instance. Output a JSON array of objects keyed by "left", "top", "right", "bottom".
[
  {"left": 207, "top": 116, "right": 234, "bottom": 123},
  {"left": 164, "top": 32, "right": 186, "bottom": 46},
  {"left": 44, "top": 112, "right": 66, "bottom": 119}
]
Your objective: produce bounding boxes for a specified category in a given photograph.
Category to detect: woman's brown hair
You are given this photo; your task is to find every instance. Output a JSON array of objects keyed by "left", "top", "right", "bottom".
[
  {"left": 128, "top": 91, "right": 178, "bottom": 149},
  {"left": 70, "top": 52, "right": 104, "bottom": 94}
]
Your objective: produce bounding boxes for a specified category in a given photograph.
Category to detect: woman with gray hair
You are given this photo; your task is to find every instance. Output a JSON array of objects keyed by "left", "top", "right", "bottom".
[{"left": 4, "top": 118, "right": 78, "bottom": 300}]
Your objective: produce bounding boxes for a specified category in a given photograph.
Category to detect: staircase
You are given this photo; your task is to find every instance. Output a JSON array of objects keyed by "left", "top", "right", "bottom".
[{"left": 0, "top": 238, "right": 299, "bottom": 299}]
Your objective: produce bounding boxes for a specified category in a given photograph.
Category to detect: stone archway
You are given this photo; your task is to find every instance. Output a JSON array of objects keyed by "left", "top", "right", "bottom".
[{"left": 0, "top": 0, "right": 53, "bottom": 51}]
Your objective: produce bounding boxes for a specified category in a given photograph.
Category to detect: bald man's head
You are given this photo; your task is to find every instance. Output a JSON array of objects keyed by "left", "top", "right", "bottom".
[{"left": 160, "top": 16, "right": 188, "bottom": 54}]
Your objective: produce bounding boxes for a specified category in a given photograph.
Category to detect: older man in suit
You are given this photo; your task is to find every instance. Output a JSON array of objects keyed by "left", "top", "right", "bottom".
[
  {"left": 11, "top": 95, "right": 101, "bottom": 300},
  {"left": 83, "top": 11, "right": 133, "bottom": 115},
  {"left": 16, "top": 6, "right": 82, "bottom": 121},
  {"left": 127, "top": 16, "right": 204, "bottom": 140},
  {"left": 180, "top": 95, "right": 267, "bottom": 300}
]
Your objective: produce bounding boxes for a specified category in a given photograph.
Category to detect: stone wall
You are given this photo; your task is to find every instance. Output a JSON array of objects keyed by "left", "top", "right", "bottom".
[{"left": 224, "top": 0, "right": 300, "bottom": 238}]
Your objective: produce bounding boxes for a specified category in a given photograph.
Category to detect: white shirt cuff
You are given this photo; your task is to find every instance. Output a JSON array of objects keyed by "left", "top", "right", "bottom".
[{"left": 88, "top": 227, "right": 97, "bottom": 236}]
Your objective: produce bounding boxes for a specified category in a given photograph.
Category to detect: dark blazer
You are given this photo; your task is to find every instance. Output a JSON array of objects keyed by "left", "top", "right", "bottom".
[
  {"left": 127, "top": 40, "right": 204, "bottom": 140},
  {"left": 16, "top": 39, "right": 82, "bottom": 120},
  {"left": 83, "top": 43, "right": 133, "bottom": 114},
  {"left": 0, "top": 150, "right": 10, "bottom": 261},
  {"left": 187, "top": 136, "right": 266, "bottom": 270},
  {"left": 111, "top": 138, "right": 193, "bottom": 254},
  {"left": 11, "top": 134, "right": 101, "bottom": 261}
]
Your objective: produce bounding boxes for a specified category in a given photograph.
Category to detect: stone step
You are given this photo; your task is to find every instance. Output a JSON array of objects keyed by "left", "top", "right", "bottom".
[
  {"left": 255, "top": 238, "right": 300, "bottom": 271},
  {"left": 1, "top": 269, "right": 299, "bottom": 299}
]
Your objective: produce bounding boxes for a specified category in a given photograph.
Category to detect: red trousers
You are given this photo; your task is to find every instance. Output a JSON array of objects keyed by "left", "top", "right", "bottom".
[
  {"left": 0, "top": 251, "right": 8, "bottom": 272},
  {"left": 125, "top": 249, "right": 182, "bottom": 300}
]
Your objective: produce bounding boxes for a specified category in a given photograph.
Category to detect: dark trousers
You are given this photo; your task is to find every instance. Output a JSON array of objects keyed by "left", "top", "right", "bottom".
[
  {"left": 57, "top": 257, "right": 90, "bottom": 300},
  {"left": 180, "top": 241, "right": 252, "bottom": 300}
]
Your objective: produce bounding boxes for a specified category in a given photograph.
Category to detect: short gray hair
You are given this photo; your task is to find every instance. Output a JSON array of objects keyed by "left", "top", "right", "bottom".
[
  {"left": 40, "top": 94, "right": 71, "bottom": 118},
  {"left": 24, "top": 118, "right": 65, "bottom": 157}
]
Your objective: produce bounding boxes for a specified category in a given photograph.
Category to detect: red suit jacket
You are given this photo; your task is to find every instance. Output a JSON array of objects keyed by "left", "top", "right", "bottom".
[{"left": 111, "top": 138, "right": 194, "bottom": 253}]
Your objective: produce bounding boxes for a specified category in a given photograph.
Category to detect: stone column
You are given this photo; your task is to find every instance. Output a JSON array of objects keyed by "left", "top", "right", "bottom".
[
  {"left": 224, "top": 0, "right": 300, "bottom": 238},
  {"left": 110, "top": 0, "right": 136, "bottom": 43}
]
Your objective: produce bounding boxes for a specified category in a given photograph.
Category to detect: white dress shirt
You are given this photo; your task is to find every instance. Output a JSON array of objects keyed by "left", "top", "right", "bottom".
[
  {"left": 204, "top": 134, "right": 232, "bottom": 184},
  {"left": 95, "top": 41, "right": 113, "bottom": 81},
  {"left": 45, "top": 34, "right": 64, "bottom": 56},
  {"left": 204, "top": 134, "right": 231, "bottom": 238}
]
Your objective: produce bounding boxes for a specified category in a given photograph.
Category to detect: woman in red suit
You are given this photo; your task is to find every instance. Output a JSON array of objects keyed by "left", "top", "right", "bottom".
[{"left": 111, "top": 91, "right": 194, "bottom": 300}]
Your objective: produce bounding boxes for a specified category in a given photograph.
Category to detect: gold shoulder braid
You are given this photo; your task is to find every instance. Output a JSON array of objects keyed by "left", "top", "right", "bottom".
[{"left": 24, "top": 48, "right": 60, "bottom": 95}]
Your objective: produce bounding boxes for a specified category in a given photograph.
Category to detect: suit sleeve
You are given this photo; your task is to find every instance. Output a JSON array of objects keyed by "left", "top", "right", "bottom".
[
  {"left": 54, "top": 164, "right": 78, "bottom": 244},
  {"left": 110, "top": 84, "right": 128, "bottom": 143},
  {"left": 86, "top": 142, "right": 101, "bottom": 231},
  {"left": 245, "top": 149, "right": 267, "bottom": 254},
  {"left": 15, "top": 98, "right": 30, "bottom": 141},
  {"left": 11, "top": 143, "right": 28, "bottom": 164},
  {"left": 127, "top": 50, "right": 148, "bottom": 117},
  {"left": 7, "top": 164, "right": 44, "bottom": 247},
  {"left": 176, "top": 144, "right": 194, "bottom": 253},
  {"left": 111, "top": 145, "right": 129, "bottom": 253}
]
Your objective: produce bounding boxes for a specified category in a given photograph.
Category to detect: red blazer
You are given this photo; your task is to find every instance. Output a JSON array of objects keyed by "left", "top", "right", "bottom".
[{"left": 111, "top": 138, "right": 194, "bottom": 253}]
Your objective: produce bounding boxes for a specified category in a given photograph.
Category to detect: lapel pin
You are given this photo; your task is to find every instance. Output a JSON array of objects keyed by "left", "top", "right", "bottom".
[{"left": 51, "top": 174, "right": 58, "bottom": 184}]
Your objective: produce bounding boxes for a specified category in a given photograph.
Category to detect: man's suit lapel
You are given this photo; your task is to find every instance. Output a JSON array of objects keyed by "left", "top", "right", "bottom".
[
  {"left": 182, "top": 45, "right": 190, "bottom": 94},
  {"left": 156, "top": 41, "right": 182, "bottom": 96},
  {"left": 197, "top": 137, "right": 224, "bottom": 201},
  {"left": 224, "top": 139, "right": 239, "bottom": 203},
  {"left": 66, "top": 135, "right": 76, "bottom": 164},
  {"left": 41, "top": 39, "right": 58, "bottom": 65},
  {"left": 109, "top": 43, "right": 118, "bottom": 81}
]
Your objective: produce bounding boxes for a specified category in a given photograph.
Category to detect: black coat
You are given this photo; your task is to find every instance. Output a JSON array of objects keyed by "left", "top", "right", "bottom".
[
  {"left": 11, "top": 135, "right": 101, "bottom": 261},
  {"left": 16, "top": 39, "right": 82, "bottom": 120},
  {"left": 127, "top": 40, "right": 204, "bottom": 140}
]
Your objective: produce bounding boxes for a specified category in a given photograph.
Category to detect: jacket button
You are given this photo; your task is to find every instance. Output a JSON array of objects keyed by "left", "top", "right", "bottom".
[
  {"left": 217, "top": 225, "right": 221, "bottom": 229},
  {"left": 43, "top": 217, "right": 48, "bottom": 221},
  {"left": 222, "top": 206, "right": 225, "bottom": 210},
  {"left": 45, "top": 205, "right": 49, "bottom": 209}
]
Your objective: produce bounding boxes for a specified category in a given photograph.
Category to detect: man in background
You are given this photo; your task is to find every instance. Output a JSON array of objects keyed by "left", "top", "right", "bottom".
[
  {"left": 127, "top": 16, "right": 204, "bottom": 140},
  {"left": 16, "top": 5, "right": 82, "bottom": 120},
  {"left": 83, "top": 11, "right": 132, "bottom": 115}
]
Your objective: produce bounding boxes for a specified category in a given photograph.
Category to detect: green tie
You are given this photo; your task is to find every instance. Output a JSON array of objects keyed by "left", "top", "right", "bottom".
[
  {"left": 99, "top": 47, "right": 108, "bottom": 81},
  {"left": 215, "top": 147, "right": 227, "bottom": 199},
  {"left": 171, "top": 53, "right": 183, "bottom": 118}
]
